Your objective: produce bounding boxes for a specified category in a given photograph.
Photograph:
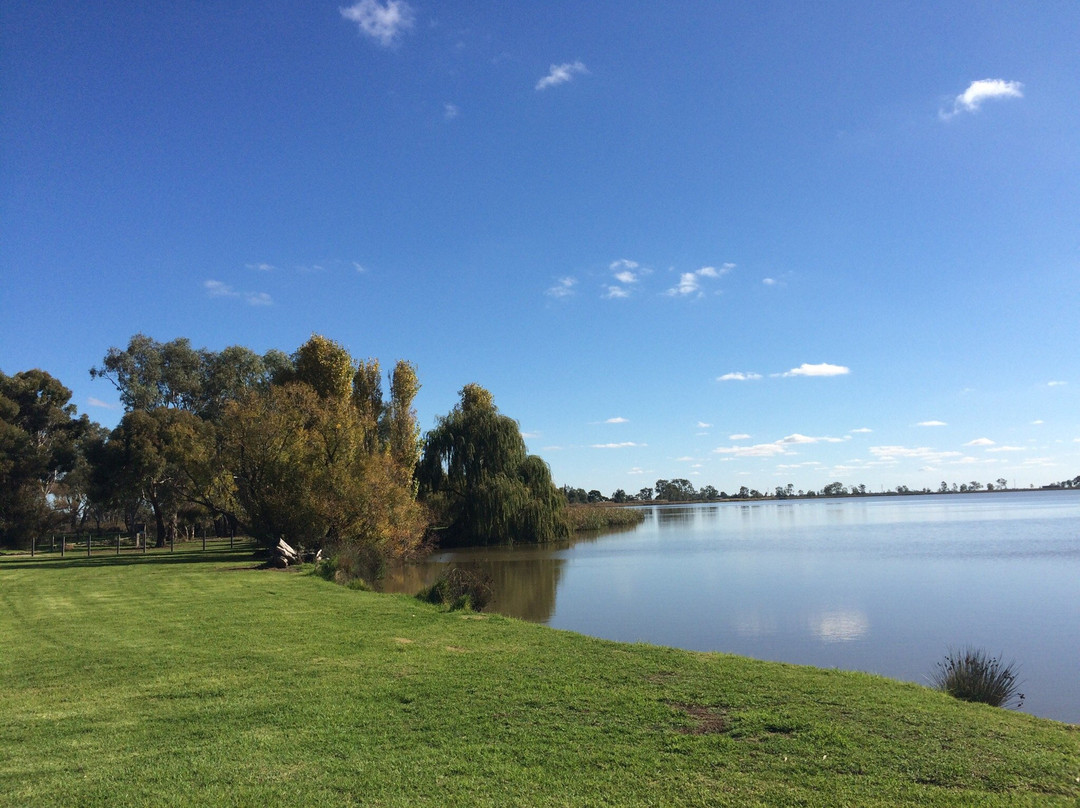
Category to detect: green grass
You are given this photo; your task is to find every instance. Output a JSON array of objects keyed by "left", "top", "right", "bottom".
[{"left": 1, "top": 545, "right": 1077, "bottom": 807}]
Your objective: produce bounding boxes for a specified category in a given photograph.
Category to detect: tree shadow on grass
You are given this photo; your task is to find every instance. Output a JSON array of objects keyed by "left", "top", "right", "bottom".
[{"left": 0, "top": 541, "right": 262, "bottom": 571}]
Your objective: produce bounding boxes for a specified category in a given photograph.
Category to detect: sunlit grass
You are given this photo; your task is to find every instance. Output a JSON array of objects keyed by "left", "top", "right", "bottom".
[{"left": 1, "top": 545, "right": 1077, "bottom": 806}]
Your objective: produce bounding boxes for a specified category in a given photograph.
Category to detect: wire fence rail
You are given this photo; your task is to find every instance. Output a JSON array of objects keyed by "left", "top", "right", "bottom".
[{"left": 27, "top": 531, "right": 241, "bottom": 558}]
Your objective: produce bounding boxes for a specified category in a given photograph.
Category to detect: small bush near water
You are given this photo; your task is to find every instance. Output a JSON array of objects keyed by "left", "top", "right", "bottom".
[
  {"left": 416, "top": 566, "right": 494, "bottom": 611},
  {"left": 566, "top": 503, "right": 645, "bottom": 532},
  {"left": 932, "top": 647, "right": 1024, "bottom": 709}
]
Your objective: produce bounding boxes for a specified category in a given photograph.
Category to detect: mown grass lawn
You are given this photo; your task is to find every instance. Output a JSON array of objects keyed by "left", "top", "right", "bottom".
[{"left": 1, "top": 543, "right": 1077, "bottom": 807}]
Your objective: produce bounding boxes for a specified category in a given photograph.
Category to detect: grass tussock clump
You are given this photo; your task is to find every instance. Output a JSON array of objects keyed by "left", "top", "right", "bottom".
[
  {"left": 566, "top": 503, "right": 645, "bottom": 532},
  {"left": 416, "top": 566, "right": 493, "bottom": 611},
  {"left": 932, "top": 646, "right": 1025, "bottom": 708}
]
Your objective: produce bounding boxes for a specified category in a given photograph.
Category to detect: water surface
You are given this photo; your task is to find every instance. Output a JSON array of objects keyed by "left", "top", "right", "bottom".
[{"left": 384, "top": 491, "right": 1080, "bottom": 723}]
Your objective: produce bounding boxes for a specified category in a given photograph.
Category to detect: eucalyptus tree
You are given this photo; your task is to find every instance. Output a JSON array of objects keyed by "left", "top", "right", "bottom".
[
  {"left": 418, "top": 383, "right": 567, "bottom": 546},
  {"left": 0, "top": 370, "right": 90, "bottom": 548}
]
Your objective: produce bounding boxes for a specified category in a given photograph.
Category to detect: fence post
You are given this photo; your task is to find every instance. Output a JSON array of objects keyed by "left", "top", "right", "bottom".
[
  {"left": 31, "top": 535, "right": 35, "bottom": 557},
  {"left": 202, "top": 526, "right": 206, "bottom": 552},
  {"left": 87, "top": 534, "right": 92, "bottom": 558},
  {"left": 117, "top": 533, "right": 121, "bottom": 555},
  {"left": 61, "top": 537, "right": 66, "bottom": 557}
]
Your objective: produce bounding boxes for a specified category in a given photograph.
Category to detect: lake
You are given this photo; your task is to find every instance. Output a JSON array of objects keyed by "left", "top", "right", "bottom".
[{"left": 383, "top": 491, "right": 1080, "bottom": 723}]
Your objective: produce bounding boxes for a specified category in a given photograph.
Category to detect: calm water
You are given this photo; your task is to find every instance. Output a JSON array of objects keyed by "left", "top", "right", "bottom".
[{"left": 384, "top": 491, "right": 1080, "bottom": 723}]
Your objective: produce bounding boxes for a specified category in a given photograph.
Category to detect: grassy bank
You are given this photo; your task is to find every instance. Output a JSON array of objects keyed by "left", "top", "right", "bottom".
[
  {"left": 566, "top": 502, "right": 646, "bottom": 532},
  {"left": 1, "top": 545, "right": 1077, "bottom": 807}
]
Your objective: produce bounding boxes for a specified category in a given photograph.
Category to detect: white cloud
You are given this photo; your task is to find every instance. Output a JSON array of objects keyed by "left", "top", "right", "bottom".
[
  {"left": 941, "top": 78, "right": 1024, "bottom": 119},
  {"left": 850, "top": 427, "right": 873, "bottom": 434},
  {"left": 204, "top": 280, "right": 272, "bottom": 306},
  {"left": 613, "top": 270, "right": 638, "bottom": 284},
  {"left": 676, "top": 456, "right": 695, "bottom": 462},
  {"left": 536, "top": 61, "right": 588, "bottom": 91},
  {"left": 609, "top": 258, "right": 639, "bottom": 272},
  {"left": 697, "top": 421, "right": 713, "bottom": 429},
  {"left": 762, "top": 277, "right": 777, "bottom": 286},
  {"left": 713, "top": 443, "right": 792, "bottom": 458},
  {"left": 666, "top": 263, "right": 732, "bottom": 297},
  {"left": 718, "top": 372, "right": 762, "bottom": 382},
  {"left": 986, "top": 445, "right": 1024, "bottom": 453},
  {"left": 1047, "top": 380, "right": 1067, "bottom": 387},
  {"left": 782, "top": 363, "right": 850, "bottom": 378},
  {"left": 1031, "top": 420, "right": 1044, "bottom": 425},
  {"left": 605, "top": 417, "right": 629, "bottom": 424},
  {"left": 869, "top": 446, "right": 963, "bottom": 463},
  {"left": 917, "top": 420, "right": 948, "bottom": 427},
  {"left": 546, "top": 277, "right": 577, "bottom": 298},
  {"left": 592, "top": 442, "right": 646, "bottom": 449},
  {"left": 245, "top": 262, "right": 275, "bottom": 271},
  {"left": 353, "top": 262, "right": 367, "bottom": 273},
  {"left": 87, "top": 397, "right": 118, "bottom": 409},
  {"left": 728, "top": 433, "right": 751, "bottom": 440},
  {"left": 779, "top": 433, "right": 847, "bottom": 444},
  {"left": 965, "top": 438, "right": 996, "bottom": 447},
  {"left": 340, "top": 0, "right": 415, "bottom": 47},
  {"left": 604, "top": 285, "right": 631, "bottom": 299},
  {"left": 443, "top": 103, "right": 459, "bottom": 120}
]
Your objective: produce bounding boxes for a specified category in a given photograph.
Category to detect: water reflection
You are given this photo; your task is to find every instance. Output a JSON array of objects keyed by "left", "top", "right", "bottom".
[{"left": 810, "top": 610, "right": 870, "bottom": 643}]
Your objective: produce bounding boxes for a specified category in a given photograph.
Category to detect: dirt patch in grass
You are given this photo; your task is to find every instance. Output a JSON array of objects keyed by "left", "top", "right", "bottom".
[{"left": 669, "top": 702, "right": 730, "bottom": 735}]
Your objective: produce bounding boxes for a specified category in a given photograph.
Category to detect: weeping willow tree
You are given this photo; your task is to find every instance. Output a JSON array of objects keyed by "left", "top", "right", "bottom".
[{"left": 418, "top": 384, "right": 568, "bottom": 546}]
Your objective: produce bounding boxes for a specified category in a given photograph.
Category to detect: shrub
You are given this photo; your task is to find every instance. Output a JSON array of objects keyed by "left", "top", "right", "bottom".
[
  {"left": 565, "top": 504, "right": 646, "bottom": 532},
  {"left": 931, "top": 647, "right": 1024, "bottom": 708},
  {"left": 416, "top": 566, "right": 493, "bottom": 611}
]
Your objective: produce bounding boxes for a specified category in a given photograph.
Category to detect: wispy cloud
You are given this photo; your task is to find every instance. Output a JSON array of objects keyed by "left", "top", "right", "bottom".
[
  {"left": 850, "top": 427, "right": 873, "bottom": 434},
  {"left": 245, "top": 262, "right": 276, "bottom": 271},
  {"left": 87, "top": 397, "right": 118, "bottom": 409},
  {"left": 591, "top": 441, "right": 646, "bottom": 449},
  {"left": 536, "top": 60, "right": 588, "bottom": 91},
  {"left": 340, "top": 0, "right": 415, "bottom": 47},
  {"left": 714, "top": 443, "right": 792, "bottom": 458},
  {"left": 917, "top": 420, "right": 947, "bottom": 427},
  {"left": 443, "top": 103, "right": 460, "bottom": 120},
  {"left": 697, "top": 421, "right": 713, "bottom": 429},
  {"left": 718, "top": 372, "right": 762, "bottom": 382},
  {"left": 666, "top": 264, "right": 733, "bottom": 297},
  {"left": 1047, "top": 380, "right": 1067, "bottom": 387},
  {"left": 779, "top": 433, "right": 848, "bottom": 445},
  {"left": 605, "top": 417, "right": 629, "bottom": 424},
  {"left": 204, "top": 280, "right": 272, "bottom": 306},
  {"left": 986, "top": 445, "right": 1025, "bottom": 453},
  {"left": 546, "top": 277, "right": 577, "bottom": 298},
  {"left": 941, "top": 78, "right": 1023, "bottom": 120},
  {"left": 781, "top": 363, "right": 850, "bottom": 378},
  {"left": 728, "top": 433, "right": 751, "bottom": 440},
  {"left": 965, "top": 437, "right": 996, "bottom": 447},
  {"left": 604, "top": 285, "right": 631, "bottom": 299},
  {"left": 869, "top": 445, "right": 963, "bottom": 463}
]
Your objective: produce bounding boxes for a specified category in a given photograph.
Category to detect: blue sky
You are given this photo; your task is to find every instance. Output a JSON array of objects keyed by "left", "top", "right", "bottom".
[{"left": 2, "top": 1, "right": 1078, "bottom": 495}]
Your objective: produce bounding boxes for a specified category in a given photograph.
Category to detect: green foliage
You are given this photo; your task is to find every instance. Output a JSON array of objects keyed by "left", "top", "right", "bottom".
[
  {"left": 565, "top": 503, "right": 646, "bottom": 532},
  {"left": 419, "top": 384, "right": 567, "bottom": 546},
  {"left": 292, "top": 334, "right": 355, "bottom": 401},
  {"left": 0, "top": 370, "right": 90, "bottom": 548},
  {"left": 932, "top": 647, "right": 1024, "bottom": 708},
  {"left": 416, "top": 566, "right": 494, "bottom": 611}
]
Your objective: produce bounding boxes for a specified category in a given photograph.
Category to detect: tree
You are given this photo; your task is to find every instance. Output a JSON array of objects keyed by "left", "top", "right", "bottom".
[
  {"left": 0, "top": 370, "right": 90, "bottom": 548},
  {"left": 699, "top": 485, "right": 719, "bottom": 501},
  {"left": 822, "top": 482, "right": 846, "bottom": 496},
  {"left": 610, "top": 488, "right": 629, "bottom": 503},
  {"left": 418, "top": 384, "right": 567, "bottom": 546},
  {"left": 637, "top": 487, "right": 654, "bottom": 502}
]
